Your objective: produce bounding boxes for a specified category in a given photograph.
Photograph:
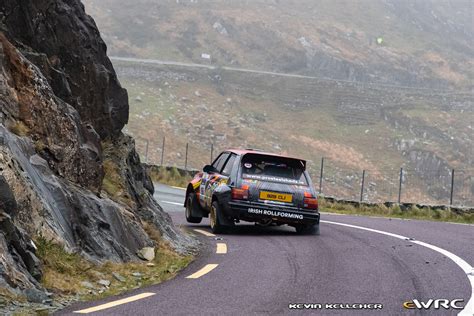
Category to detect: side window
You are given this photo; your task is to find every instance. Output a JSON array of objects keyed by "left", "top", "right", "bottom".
[
  {"left": 213, "top": 152, "right": 229, "bottom": 173},
  {"left": 221, "top": 154, "right": 237, "bottom": 176},
  {"left": 211, "top": 153, "right": 225, "bottom": 168}
]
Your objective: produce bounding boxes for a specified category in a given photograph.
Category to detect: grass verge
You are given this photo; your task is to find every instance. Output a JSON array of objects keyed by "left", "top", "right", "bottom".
[
  {"left": 148, "top": 166, "right": 194, "bottom": 188},
  {"left": 35, "top": 225, "right": 193, "bottom": 302},
  {"left": 320, "top": 198, "right": 474, "bottom": 224}
]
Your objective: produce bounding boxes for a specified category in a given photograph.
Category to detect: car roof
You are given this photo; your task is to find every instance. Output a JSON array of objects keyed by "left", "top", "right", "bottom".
[{"left": 225, "top": 148, "right": 306, "bottom": 162}]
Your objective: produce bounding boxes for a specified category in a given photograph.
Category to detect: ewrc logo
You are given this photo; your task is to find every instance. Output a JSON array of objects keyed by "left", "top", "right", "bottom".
[
  {"left": 248, "top": 208, "right": 304, "bottom": 220},
  {"left": 403, "top": 299, "right": 464, "bottom": 310}
]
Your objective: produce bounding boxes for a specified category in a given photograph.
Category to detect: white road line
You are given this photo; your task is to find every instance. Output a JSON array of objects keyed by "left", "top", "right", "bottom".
[
  {"left": 320, "top": 212, "right": 474, "bottom": 226},
  {"left": 216, "top": 243, "right": 227, "bottom": 254},
  {"left": 193, "top": 229, "right": 216, "bottom": 237},
  {"left": 73, "top": 292, "right": 156, "bottom": 314},
  {"left": 162, "top": 201, "right": 183, "bottom": 206},
  {"left": 321, "top": 220, "right": 474, "bottom": 316},
  {"left": 171, "top": 186, "right": 186, "bottom": 190},
  {"left": 186, "top": 264, "right": 219, "bottom": 279}
]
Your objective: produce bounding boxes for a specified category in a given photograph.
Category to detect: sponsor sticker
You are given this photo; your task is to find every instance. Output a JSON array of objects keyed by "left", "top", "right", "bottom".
[
  {"left": 243, "top": 174, "right": 305, "bottom": 185},
  {"left": 248, "top": 208, "right": 303, "bottom": 220}
]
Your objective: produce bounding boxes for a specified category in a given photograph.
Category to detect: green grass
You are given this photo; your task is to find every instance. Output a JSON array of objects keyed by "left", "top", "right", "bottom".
[
  {"left": 34, "top": 227, "right": 193, "bottom": 301},
  {"left": 101, "top": 158, "right": 135, "bottom": 208},
  {"left": 148, "top": 166, "right": 193, "bottom": 188},
  {"left": 320, "top": 198, "right": 474, "bottom": 224}
]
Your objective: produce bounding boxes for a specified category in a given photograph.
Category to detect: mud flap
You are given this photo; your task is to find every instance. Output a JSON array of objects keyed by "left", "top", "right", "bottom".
[
  {"left": 217, "top": 201, "right": 235, "bottom": 226},
  {"left": 189, "top": 193, "right": 208, "bottom": 218}
]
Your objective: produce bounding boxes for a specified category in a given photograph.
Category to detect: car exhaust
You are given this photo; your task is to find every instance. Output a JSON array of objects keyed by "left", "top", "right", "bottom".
[{"left": 256, "top": 218, "right": 273, "bottom": 227}]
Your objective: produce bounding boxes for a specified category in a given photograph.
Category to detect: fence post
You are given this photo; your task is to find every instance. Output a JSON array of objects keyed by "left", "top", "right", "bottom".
[
  {"left": 360, "top": 169, "right": 366, "bottom": 202},
  {"left": 144, "top": 140, "right": 149, "bottom": 164},
  {"left": 450, "top": 169, "right": 455, "bottom": 206},
  {"left": 185, "top": 143, "right": 189, "bottom": 170},
  {"left": 161, "top": 136, "right": 165, "bottom": 166},
  {"left": 319, "top": 157, "right": 324, "bottom": 194},
  {"left": 210, "top": 143, "right": 214, "bottom": 164},
  {"left": 398, "top": 167, "right": 403, "bottom": 204}
]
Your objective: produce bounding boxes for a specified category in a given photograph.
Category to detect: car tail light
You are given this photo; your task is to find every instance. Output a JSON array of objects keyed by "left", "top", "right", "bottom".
[
  {"left": 304, "top": 192, "right": 318, "bottom": 210},
  {"left": 232, "top": 185, "right": 249, "bottom": 200}
]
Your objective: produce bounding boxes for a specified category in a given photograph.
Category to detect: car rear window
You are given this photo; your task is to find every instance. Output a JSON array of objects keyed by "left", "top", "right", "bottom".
[{"left": 240, "top": 154, "right": 308, "bottom": 185}]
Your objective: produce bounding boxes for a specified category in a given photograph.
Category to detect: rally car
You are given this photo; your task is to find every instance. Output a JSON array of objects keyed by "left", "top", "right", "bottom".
[{"left": 184, "top": 149, "right": 320, "bottom": 234}]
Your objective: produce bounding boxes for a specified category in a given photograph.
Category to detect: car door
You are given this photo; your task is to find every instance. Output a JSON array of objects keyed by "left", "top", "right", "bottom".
[
  {"left": 212, "top": 152, "right": 237, "bottom": 197},
  {"left": 199, "top": 152, "right": 229, "bottom": 209}
]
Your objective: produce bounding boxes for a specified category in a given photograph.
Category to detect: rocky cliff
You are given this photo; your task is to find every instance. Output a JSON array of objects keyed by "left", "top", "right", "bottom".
[{"left": 0, "top": 0, "right": 195, "bottom": 301}]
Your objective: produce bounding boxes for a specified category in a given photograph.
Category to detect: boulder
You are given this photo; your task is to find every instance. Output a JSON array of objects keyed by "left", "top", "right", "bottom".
[
  {"left": 80, "top": 281, "right": 95, "bottom": 289},
  {"left": 112, "top": 272, "right": 126, "bottom": 283},
  {"left": 25, "top": 288, "right": 48, "bottom": 304},
  {"left": 97, "top": 280, "right": 111, "bottom": 287},
  {"left": 137, "top": 247, "right": 155, "bottom": 261}
]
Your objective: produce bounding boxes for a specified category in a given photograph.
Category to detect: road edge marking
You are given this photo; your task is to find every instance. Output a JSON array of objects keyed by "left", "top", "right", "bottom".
[
  {"left": 193, "top": 229, "right": 216, "bottom": 237},
  {"left": 186, "top": 264, "right": 219, "bottom": 279},
  {"left": 321, "top": 220, "right": 474, "bottom": 316},
  {"left": 320, "top": 212, "right": 474, "bottom": 226},
  {"left": 216, "top": 243, "right": 227, "bottom": 254},
  {"left": 171, "top": 186, "right": 186, "bottom": 190},
  {"left": 73, "top": 292, "right": 156, "bottom": 314},
  {"left": 162, "top": 201, "right": 183, "bottom": 206}
]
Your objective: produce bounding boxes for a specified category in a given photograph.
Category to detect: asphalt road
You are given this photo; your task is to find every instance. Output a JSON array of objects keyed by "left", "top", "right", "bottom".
[{"left": 59, "top": 184, "right": 474, "bottom": 315}]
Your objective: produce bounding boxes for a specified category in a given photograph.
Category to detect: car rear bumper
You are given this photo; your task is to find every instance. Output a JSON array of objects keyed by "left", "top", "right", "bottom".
[{"left": 227, "top": 200, "right": 320, "bottom": 225}]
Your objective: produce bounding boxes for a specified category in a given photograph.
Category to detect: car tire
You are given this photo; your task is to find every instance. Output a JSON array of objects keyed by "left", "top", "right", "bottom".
[
  {"left": 210, "top": 201, "right": 225, "bottom": 234},
  {"left": 185, "top": 193, "right": 202, "bottom": 224},
  {"left": 295, "top": 223, "right": 320, "bottom": 235}
]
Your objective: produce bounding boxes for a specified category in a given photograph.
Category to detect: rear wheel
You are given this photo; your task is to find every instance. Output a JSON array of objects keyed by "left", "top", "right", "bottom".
[
  {"left": 210, "top": 201, "right": 225, "bottom": 234},
  {"left": 295, "top": 223, "right": 320, "bottom": 235},
  {"left": 185, "top": 193, "right": 202, "bottom": 223}
]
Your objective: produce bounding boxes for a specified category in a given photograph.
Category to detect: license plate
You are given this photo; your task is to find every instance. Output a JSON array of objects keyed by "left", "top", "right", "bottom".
[{"left": 259, "top": 191, "right": 293, "bottom": 203}]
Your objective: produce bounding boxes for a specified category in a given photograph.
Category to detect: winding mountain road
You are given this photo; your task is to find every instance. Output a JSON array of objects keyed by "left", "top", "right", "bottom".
[{"left": 59, "top": 184, "right": 474, "bottom": 315}]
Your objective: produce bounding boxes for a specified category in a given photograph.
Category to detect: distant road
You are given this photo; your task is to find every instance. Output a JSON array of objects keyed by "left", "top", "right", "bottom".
[
  {"left": 110, "top": 56, "right": 336, "bottom": 81},
  {"left": 59, "top": 183, "right": 474, "bottom": 315},
  {"left": 110, "top": 56, "right": 465, "bottom": 93}
]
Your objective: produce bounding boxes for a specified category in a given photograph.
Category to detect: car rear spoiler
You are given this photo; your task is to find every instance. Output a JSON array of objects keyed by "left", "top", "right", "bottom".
[{"left": 242, "top": 153, "right": 307, "bottom": 171}]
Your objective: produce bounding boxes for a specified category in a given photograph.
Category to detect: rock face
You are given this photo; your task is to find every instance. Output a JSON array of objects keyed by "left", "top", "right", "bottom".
[
  {"left": 2, "top": 0, "right": 128, "bottom": 139},
  {"left": 0, "top": 0, "right": 196, "bottom": 299}
]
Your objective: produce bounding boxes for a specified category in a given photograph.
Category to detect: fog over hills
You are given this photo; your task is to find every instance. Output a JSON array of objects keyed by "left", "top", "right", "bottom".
[
  {"left": 83, "top": 0, "right": 473, "bottom": 206},
  {"left": 84, "top": 0, "right": 473, "bottom": 89}
]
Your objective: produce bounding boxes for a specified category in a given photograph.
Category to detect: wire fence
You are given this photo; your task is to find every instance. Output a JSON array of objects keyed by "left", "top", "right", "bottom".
[{"left": 136, "top": 137, "right": 473, "bottom": 207}]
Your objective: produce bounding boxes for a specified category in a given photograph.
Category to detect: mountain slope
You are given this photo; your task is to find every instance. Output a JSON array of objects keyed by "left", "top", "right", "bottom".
[
  {"left": 81, "top": 0, "right": 473, "bottom": 206},
  {"left": 83, "top": 0, "right": 473, "bottom": 90}
]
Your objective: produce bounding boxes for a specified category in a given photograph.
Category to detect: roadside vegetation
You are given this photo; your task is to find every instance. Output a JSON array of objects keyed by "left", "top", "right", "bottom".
[
  {"left": 101, "top": 158, "right": 136, "bottom": 208},
  {"left": 7, "top": 120, "right": 30, "bottom": 136},
  {"left": 320, "top": 197, "right": 474, "bottom": 224},
  {"left": 147, "top": 166, "right": 194, "bottom": 188},
  {"left": 33, "top": 223, "right": 193, "bottom": 308}
]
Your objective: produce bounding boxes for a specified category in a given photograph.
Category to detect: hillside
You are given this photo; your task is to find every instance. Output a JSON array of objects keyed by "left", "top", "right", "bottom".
[
  {"left": 82, "top": 0, "right": 473, "bottom": 206},
  {"left": 83, "top": 0, "right": 473, "bottom": 89}
]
